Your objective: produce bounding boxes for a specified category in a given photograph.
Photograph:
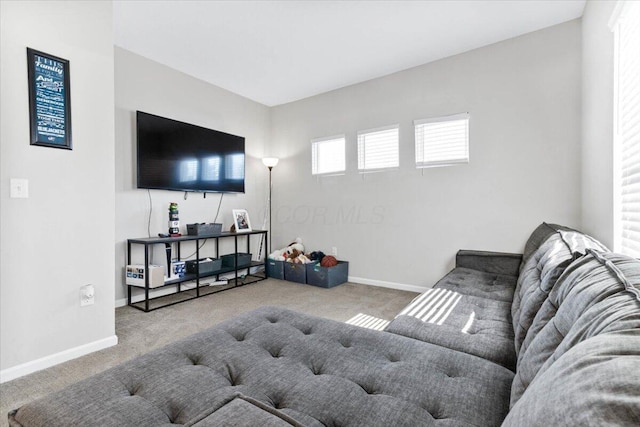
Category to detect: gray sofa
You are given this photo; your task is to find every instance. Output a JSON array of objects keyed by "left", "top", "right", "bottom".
[{"left": 9, "top": 223, "right": 640, "bottom": 426}]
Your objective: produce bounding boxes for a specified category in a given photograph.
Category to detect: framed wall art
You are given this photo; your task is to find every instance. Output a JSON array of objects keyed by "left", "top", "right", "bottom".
[{"left": 27, "top": 48, "right": 72, "bottom": 149}]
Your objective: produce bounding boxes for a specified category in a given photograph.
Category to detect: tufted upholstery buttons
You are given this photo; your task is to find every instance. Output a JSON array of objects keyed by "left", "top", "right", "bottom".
[{"left": 11, "top": 306, "right": 515, "bottom": 427}]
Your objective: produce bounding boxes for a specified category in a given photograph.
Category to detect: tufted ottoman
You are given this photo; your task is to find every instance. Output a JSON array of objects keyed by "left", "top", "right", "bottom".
[{"left": 9, "top": 306, "right": 514, "bottom": 427}]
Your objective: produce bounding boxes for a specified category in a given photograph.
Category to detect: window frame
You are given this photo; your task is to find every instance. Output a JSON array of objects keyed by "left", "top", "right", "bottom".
[
  {"left": 311, "top": 134, "right": 346, "bottom": 176},
  {"left": 414, "top": 112, "right": 470, "bottom": 169},
  {"left": 356, "top": 124, "right": 400, "bottom": 173},
  {"left": 610, "top": 0, "right": 640, "bottom": 258}
]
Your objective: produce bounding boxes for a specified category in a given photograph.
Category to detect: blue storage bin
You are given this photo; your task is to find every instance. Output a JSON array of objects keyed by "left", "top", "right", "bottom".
[
  {"left": 305, "top": 261, "right": 349, "bottom": 288},
  {"left": 284, "top": 262, "right": 307, "bottom": 283},
  {"left": 221, "top": 253, "right": 252, "bottom": 269},
  {"left": 266, "top": 259, "right": 285, "bottom": 280}
]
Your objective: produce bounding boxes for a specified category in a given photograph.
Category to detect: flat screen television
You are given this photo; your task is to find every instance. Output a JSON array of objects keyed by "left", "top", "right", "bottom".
[{"left": 136, "top": 111, "right": 245, "bottom": 193}]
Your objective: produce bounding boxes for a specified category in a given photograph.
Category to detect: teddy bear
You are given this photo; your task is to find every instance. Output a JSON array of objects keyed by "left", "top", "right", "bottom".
[{"left": 268, "top": 237, "right": 305, "bottom": 261}]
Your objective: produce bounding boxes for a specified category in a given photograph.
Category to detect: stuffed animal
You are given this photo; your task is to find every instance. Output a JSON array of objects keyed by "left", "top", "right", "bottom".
[
  {"left": 308, "top": 251, "right": 326, "bottom": 261},
  {"left": 268, "top": 237, "right": 305, "bottom": 261}
]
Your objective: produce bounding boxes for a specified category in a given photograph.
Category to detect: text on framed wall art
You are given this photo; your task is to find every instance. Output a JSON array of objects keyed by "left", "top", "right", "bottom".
[{"left": 27, "top": 48, "right": 72, "bottom": 149}]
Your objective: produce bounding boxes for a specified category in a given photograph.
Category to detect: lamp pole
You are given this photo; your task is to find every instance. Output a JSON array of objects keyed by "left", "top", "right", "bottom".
[
  {"left": 268, "top": 165, "right": 273, "bottom": 253},
  {"left": 262, "top": 158, "right": 279, "bottom": 255}
]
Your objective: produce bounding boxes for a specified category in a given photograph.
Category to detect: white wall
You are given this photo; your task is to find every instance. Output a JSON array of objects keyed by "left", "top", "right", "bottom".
[
  {"left": 0, "top": 1, "right": 116, "bottom": 380},
  {"left": 114, "top": 48, "right": 271, "bottom": 304},
  {"left": 270, "top": 20, "right": 583, "bottom": 290},
  {"left": 581, "top": 0, "right": 617, "bottom": 249}
]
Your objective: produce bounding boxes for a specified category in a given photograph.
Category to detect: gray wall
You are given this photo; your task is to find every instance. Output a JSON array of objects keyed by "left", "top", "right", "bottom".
[
  {"left": 1, "top": 1, "right": 116, "bottom": 377},
  {"left": 114, "top": 48, "right": 272, "bottom": 304},
  {"left": 270, "top": 20, "right": 583, "bottom": 290},
  {"left": 581, "top": 0, "right": 616, "bottom": 249}
]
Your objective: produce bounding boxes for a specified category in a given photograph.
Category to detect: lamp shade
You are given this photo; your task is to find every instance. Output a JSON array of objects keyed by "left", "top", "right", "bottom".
[{"left": 262, "top": 157, "right": 279, "bottom": 168}]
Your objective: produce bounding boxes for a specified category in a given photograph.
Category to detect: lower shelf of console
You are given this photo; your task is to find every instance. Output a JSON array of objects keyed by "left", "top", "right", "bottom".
[{"left": 128, "top": 264, "right": 266, "bottom": 312}]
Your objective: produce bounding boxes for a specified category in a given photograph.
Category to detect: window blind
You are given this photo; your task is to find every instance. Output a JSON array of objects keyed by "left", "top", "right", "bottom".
[
  {"left": 311, "top": 135, "right": 345, "bottom": 175},
  {"left": 612, "top": 1, "right": 640, "bottom": 258},
  {"left": 414, "top": 113, "right": 469, "bottom": 168},
  {"left": 357, "top": 125, "right": 399, "bottom": 171}
]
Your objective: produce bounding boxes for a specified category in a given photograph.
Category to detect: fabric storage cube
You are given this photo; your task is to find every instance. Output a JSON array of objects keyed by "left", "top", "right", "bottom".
[
  {"left": 266, "top": 259, "right": 285, "bottom": 279},
  {"left": 306, "top": 261, "right": 349, "bottom": 288},
  {"left": 186, "top": 258, "right": 222, "bottom": 275},
  {"left": 187, "top": 223, "right": 222, "bottom": 236},
  {"left": 221, "top": 253, "right": 252, "bottom": 268},
  {"left": 284, "top": 262, "right": 307, "bottom": 283}
]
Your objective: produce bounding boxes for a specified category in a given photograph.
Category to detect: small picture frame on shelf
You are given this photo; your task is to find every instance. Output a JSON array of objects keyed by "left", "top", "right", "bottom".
[{"left": 232, "top": 209, "right": 252, "bottom": 232}]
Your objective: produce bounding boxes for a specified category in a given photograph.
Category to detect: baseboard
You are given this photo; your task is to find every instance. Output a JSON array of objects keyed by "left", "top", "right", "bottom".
[
  {"left": 0, "top": 335, "right": 118, "bottom": 384},
  {"left": 348, "top": 276, "right": 427, "bottom": 293},
  {"left": 116, "top": 277, "right": 426, "bottom": 307}
]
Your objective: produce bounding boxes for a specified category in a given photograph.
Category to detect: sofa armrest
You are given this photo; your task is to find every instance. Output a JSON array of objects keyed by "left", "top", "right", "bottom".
[{"left": 456, "top": 250, "right": 523, "bottom": 276}]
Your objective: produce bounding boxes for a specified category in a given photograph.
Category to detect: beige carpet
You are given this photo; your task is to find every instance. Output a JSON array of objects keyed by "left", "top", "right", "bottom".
[{"left": 0, "top": 279, "right": 417, "bottom": 426}]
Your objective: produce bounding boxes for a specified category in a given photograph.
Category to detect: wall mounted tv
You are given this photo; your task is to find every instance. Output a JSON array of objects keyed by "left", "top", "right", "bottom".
[{"left": 136, "top": 111, "right": 245, "bottom": 193}]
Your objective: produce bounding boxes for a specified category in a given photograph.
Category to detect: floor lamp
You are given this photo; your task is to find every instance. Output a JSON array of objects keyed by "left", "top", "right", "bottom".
[{"left": 262, "top": 157, "right": 279, "bottom": 254}]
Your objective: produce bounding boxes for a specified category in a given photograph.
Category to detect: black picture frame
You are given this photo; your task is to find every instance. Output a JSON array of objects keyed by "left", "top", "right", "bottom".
[{"left": 27, "top": 48, "right": 72, "bottom": 149}]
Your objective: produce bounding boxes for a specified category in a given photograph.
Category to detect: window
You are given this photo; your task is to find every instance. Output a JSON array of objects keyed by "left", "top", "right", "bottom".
[
  {"left": 312, "top": 135, "right": 345, "bottom": 175},
  {"left": 414, "top": 113, "right": 469, "bottom": 168},
  {"left": 357, "top": 125, "right": 399, "bottom": 172},
  {"left": 611, "top": 1, "right": 640, "bottom": 258}
]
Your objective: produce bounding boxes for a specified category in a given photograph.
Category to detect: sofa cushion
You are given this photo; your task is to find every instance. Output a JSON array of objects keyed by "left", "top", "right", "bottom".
[
  {"left": 189, "top": 394, "right": 302, "bottom": 426},
  {"left": 385, "top": 288, "right": 516, "bottom": 369},
  {"left": 433, "top": 267, "right": 517, "bottom": 302},
  {"left": 510, "top": 251, "right": 640, "bottom": 406},
  {"left": 455, "top": 250, "right": 522, "bottom": 276},
  {"left": 511, "top": 224, "right": 608, "bottom": 355},
  {"left": 520, "top": 222, "right": 562, "bottom": 268},
  {"left": 10, "top": 306, "right": 515, "bottom": 427},
  {"left": 503, "top": 331, "right": 640, "bottom": 426}
]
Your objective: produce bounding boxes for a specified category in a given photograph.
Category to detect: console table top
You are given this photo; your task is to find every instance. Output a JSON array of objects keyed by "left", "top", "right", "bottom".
[{"left": 128, "top": 229, "right": 267, "bottom": 244}]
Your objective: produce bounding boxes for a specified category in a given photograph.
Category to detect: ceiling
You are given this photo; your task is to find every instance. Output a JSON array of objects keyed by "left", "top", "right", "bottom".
[{"left": 113, "top": 0, "right": 586, "bottom": 107}]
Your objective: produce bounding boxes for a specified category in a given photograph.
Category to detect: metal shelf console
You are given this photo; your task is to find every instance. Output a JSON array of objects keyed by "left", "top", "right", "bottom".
[{"left": 126, "top": 230, "right": 268, "bottom": 312}]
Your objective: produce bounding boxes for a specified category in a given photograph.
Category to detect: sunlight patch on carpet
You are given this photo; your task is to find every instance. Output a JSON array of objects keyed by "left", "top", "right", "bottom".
[{"left": 345, "top": 313, "right": 390, "bottom": 331}]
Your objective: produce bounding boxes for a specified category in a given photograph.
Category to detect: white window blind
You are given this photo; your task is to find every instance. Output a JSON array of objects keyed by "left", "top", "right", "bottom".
[
  {"left": 312, "top": 135, "right": 345, "bottom": 175},
  {"left": 611, "top": 1, "right": 640, "bottom": 258},
  {"left": 414, "top": 113, "right": 469, "bottom": 168},
  {"left": 357, "top": 125, "right": 399, "bottom": 171}
]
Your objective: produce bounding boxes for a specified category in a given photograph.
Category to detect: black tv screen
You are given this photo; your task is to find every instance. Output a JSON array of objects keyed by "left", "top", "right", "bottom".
[{"left": 136, "top": 111, "right": 245, "bottom": 193}]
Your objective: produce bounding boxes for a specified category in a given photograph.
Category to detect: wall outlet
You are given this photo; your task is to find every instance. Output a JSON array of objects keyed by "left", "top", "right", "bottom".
[
  {"left": 80, "top": 284, "right": 95, "bottom": 307},
  {"left": 331, "top": 247, "right": 338, "bottom": 257}
]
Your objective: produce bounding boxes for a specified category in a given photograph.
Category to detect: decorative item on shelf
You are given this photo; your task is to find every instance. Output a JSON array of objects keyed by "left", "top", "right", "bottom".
[
  {"left": 262, "top": 157, "right": 279, "bottom": 254},
  {"left": 171, "top": 261, "right": 186, "bottom": 279},
  {"left": 168, "top": 202, "right": 181, "bottom": 236},
  {"left": 232, "top": 209, "right": 252, "bottom": 232},
  {"left": 187, "top": 223, "right": 222, "bottom": 237},
  {"left": 125, "top": 264, "right": 165, "bottom": 288}
]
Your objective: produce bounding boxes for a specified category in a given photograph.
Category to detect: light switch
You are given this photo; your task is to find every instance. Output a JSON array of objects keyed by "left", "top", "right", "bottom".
[{"left": 10, "top": 178, "right": 29, "bottom": 198}]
